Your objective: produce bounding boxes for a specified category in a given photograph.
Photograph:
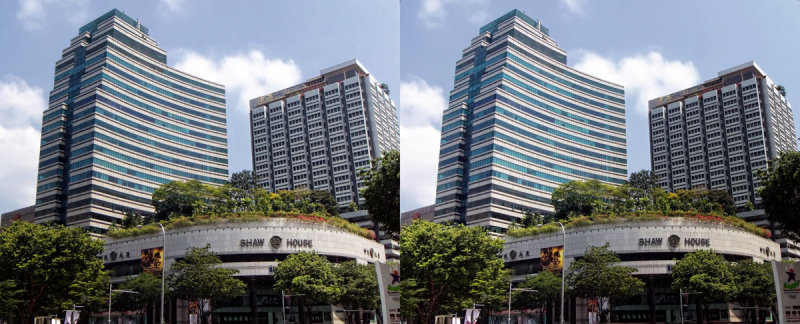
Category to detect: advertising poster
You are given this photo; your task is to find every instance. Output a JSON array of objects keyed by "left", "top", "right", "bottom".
[
  {"left": 188, "top": 300, "right": 200, "bottom": 324},
  {"left": 540, "top": 246, "right": 564, "bottom": 272},
  {"left": 64, "top": 310, "right": 79, "bottom": 324},
  {"left": 376, "top": 262, "right": 401, "bottom": 324},
  {"left": 587, "top": 299, "right": 598, "bottom": 324},
  {"left": 141, "top": 247, "right": 164, "bottom": 274},
  {"left": 773, "top": 261, "right": 800, "bottom": 324}
]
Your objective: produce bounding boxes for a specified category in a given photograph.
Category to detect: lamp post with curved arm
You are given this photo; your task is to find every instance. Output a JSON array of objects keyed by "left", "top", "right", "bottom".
[{"left": 538, "top": 221, "right": 566, "bottom": 324}]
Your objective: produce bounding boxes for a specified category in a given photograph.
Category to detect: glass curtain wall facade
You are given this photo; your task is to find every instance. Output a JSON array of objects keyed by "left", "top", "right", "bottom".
[
  {"left": 249, "top": 59, "right": 399, "bottom": 208},
  {"left": 35, "top": 9, "right": 229, "bottom": 234},
  {"left": 433, "top": 10, "right": 628, "bottom": 234}
]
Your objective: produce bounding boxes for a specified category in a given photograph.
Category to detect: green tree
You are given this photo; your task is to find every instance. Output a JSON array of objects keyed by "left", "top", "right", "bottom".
[
  {"left": 359, "top": 150, "right": 400, "bottom": 237},
  {"left": 152, "top": 180, "right": 216, "bottom": 221},
  {"left": 228, "top": 169, "right": 258, "bottom": 191},
  {"left": 513, "top": 271, "right": 561, "bottom": 324},
  {"left": 551, "top": 180, "right": 615, "bottom": 219},
  {"left": 0, "top": 280, "right": 23, "bottom": 322},
  {"left": 776, "top": 85, "right": 786, "bottom": 97},
  {"left": 121, "top": 211, "right": 144, "bottom": 228},
  {"left": 567, "top": 243, "right": 644, "bottom": 323},
  {"left": 400, "top": 221, "right": 509, "bottom": 324},
  {"left": 759, "top": 151, "right": 800, "bottom": 241},
  {"left": 168, "top": 245, "right": 246, "bottom": 324},
  {"left": 626, "top": 169, "right": 660, "bottom": 197},
  {"left": 335, "top": 261, "right": 379, "bottom": 324},
  {"left": 520, "top": 210, "right": 543, "bottom": 227},
  {"left": 730, "top": 260, "right": 775, "bottom": 324},
  {"left": 706, "top": 189, "right": 736, "bottom": 216},
  {"left": 115, "top": 273, "right": 163, "bottom": 324},
  {"left": 671, "top": 250, "right": 737, "bottom": 324},
  {"left": 0, "top": 221, "right": 109, "bottom": 324},
  {"left": 274, "top": 251, "right": 342, "bottom": 324},
  {"left": 308, "top": 190, "right": 339, "bottom": 216}
]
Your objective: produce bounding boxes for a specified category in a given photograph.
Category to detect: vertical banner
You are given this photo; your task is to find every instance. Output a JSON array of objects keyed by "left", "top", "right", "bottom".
[
  {"left": 188, "top": 300, "right": 200, "bottom": 324},
  {"left": 64, "top": 310, "right": 79, "bottom": 324},
  {"left": 773, "top": 261, "right": 800, "bottom": 324},
  {"left": 376, "top": 262, "right": 401, "bottom": 324},
  {"left": 464, "top": 309, "right": 473, "bottom": 324},
  {"left": 540, "top": 246, "right": 564, "bottom": 272},
  {"left": 587, "top": 299, "right": 598, "bottom": 324},
  {"left": 141, "top": 247, "right": 164, "bottom": 274},
  {"left": 470, "top": 309, "right": 480, "bottom": 324}
]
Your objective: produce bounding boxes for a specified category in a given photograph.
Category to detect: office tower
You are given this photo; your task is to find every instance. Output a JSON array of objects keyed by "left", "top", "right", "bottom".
[
  {"left": 648, "top": 61, "right": 795, "bottom": 206},
  {"left": 648, "top": 61, "right": 797, "bottom": 257},
  {"left": 249, "top": 59, "right": 399, "bottom": 208},
  {"left": 433, "top": 10, "right": 628, "bottom": 233},
  {"left": 35, "top": 9, "right": 228, "bottom": 233}
]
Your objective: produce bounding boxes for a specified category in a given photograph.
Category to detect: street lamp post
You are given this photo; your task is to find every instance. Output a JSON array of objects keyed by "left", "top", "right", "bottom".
[
  {"left": 537, "top": 221, "right": 566, "bottom": 324},
  {"left": 108, "top": 284, "right": 137, "bottom": 324},
  {"left": 558, "top": 221, "right": 566, "bottom": 324},
  {"left": 137, "top": 223, "right": 166, "bottom": 324},
  {"left": 157, "top": 222, "right": 165, "bottom": 324},
  {"left": 508, "top": 284, "right": 537, "bottom": 324}
]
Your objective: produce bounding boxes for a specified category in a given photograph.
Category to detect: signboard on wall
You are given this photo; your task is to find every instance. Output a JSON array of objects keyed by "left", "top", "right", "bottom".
[
  {"left": 541, "top": 246, "right": 564, "bottom": 272},
  {"left": 141, "top": 247, "right": 164, "bottom": 274},
  {"left": 773, "top": 261, "right": 800, "bottom": 324},
  {"left": 376, "top": 262, "right": 401, "bottom": 324}
]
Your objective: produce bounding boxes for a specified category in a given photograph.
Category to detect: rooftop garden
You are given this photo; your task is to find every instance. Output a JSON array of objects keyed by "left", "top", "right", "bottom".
[
  {"left": 106, "top": 210, "right": 375, "bottom": 240},
  {"left": 507, "top": 210, "right": 770, "bottom": 239},
  {"left": 507, "top": 173, "right": 771, "bottom": 239},
  {"left": 106, "top": 174, "right": 374, "bottom": 240}
]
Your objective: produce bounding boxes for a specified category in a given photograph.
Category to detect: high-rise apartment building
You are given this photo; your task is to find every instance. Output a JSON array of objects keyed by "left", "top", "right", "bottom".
[
  {"left": 35, "top": 9, "right": 228, "bottom": 233},
  {"left": 249, "top": 59, "right": 399, "bottom": 208},
  {"left": 434, "top": 10, "right": 628, "bottom": 233},
  {"left": 648, "top": 61, "right": 795, "bottom": 207}
]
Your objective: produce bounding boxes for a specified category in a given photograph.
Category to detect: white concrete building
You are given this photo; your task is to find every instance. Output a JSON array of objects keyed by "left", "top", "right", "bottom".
[
  {"left": 102, "top": 218, "right": 386, "bottom": 324},
  {"left": 648, "top": 61, "right": 798, "bottom": 257},
  {"left": 502, "top": 219, "right": 779, "bottom": 323},
  {"left": 249, "top": 60, "right": 399, "bottom": 208}
]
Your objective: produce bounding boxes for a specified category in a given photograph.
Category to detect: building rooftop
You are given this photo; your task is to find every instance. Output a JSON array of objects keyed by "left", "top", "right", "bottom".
[
  {"left": 479, "top": 9, "right": 549, "bottom": 36},
  {"left": 648, "top": 61, "right": 767, "bottom": 110},
  {"left": 79, "top": 9, "right": 149, "bottom": 36},
  {"left": 249, "top": 59, "right": 370, "bottom": 108}
]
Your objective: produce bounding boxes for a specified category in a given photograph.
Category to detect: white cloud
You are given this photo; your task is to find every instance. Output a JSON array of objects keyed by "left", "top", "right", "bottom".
[
  {"left": 560, "top": 0, "right": 588, "bottom": 16},
  {"left": 173, "top": 50, "right": 303, "bottom": 114},
  {"left": 573, "top": 50, "right": 700, "bottom": 115},
  {"left": 158, "top": 0, "right": 187, "bottom": 13},
  {"left": 417, "top": 0, "right": 489, "bottom": 28},
  {"left": 16, "top": 0, "right": 89, "bottom": 30},
  {"left": 469, "top": 11, "right": 489, "bottom": 25},
  {"left": 0, "top": 76, "right": 46, "bottom": 211},
  {"left": 399, "top": 78, "right": 446, "bottom": 211},
  {"left": 399, "top": 78, "right": 446, "bottom": 129},
  {"left": 0, "top": 76, "right": 46, "bottom": 126}
]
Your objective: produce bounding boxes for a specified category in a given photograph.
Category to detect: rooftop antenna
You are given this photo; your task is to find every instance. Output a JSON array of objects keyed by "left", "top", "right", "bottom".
[{"left": 136, "top": 18, "right": 141, "bottom": 30}]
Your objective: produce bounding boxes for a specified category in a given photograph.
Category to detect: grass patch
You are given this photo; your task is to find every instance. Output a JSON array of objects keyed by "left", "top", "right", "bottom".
[
  {"left": 507, "top": 211, "right": 769, "bottom": 239},
  {"left": 106, "top": 211, "right": 375, "bottom": 240}
]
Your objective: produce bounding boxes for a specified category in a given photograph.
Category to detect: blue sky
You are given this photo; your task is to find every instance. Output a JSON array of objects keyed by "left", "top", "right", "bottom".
[
  {"left": 399, "top": 0, "right": 800, "bottom": 212},
  {"left": 0, "top": 0, "right": 399, "bottom": 213}
]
